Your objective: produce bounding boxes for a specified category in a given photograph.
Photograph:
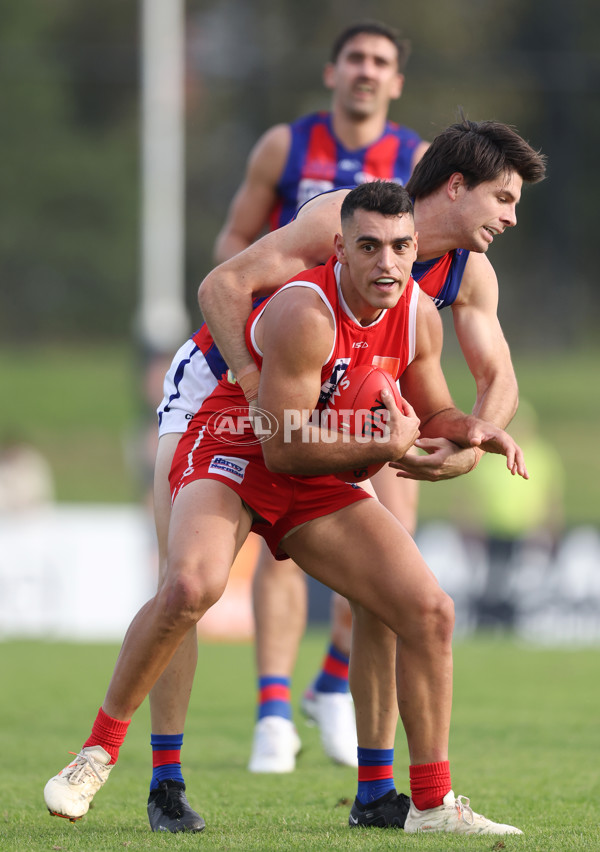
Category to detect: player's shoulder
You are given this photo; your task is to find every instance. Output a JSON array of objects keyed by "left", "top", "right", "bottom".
[
  {"left": 288, "top": 110, "right": 329, "bottom": 132},
  {"left": 246, "top": 123, "right": 292, "bottom": 181},
  {"left": 414, "top": 280, "right": 443, "bottom": 337},
  {"left": 384, "top": 119, "right": 422, "bottom": 143},
  {"left": 415, "top": 282, "right": 439, "bottom": 317},
  {"left": 464, "top": 250, "right": 494, "bottom": 273},
  {"left": 253, "top": 122, "right": 291, "bottom": 152},
  {"left": 261, "top": 280, "right": 336, "bottom": 347},
  {"left": 458, "top": 252, "right": 498, "bottom": 304}
]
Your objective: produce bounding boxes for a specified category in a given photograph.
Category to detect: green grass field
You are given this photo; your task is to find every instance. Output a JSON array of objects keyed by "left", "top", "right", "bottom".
[
  {"left": 0, "top": 632, "right": 598, "bottom": 851},
  {"left": 1, "top": 342, "right": 599, "bottom": 523}
]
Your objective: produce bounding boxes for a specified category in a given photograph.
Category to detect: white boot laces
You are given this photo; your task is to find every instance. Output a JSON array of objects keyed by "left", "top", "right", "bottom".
[
  {"left": 65, "top": 750, "right": 105, "bottom": 784},
  {"left": 454, "top": 794, "right": 475, "bottom": 825}
]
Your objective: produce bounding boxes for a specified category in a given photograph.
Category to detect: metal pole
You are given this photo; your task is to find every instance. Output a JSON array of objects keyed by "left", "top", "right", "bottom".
[{"left": 139, "top": 0, "right": 189, "bottom": 354}]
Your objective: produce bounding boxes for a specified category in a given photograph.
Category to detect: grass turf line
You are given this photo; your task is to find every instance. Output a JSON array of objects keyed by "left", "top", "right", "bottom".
[{"left": 0, "top": 631, "right": 598, "bottom": 850}]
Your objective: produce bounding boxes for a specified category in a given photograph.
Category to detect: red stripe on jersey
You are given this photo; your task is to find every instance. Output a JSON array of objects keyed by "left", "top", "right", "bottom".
[
  {"left": 302, "top": 122, "right": 337, "bottom": 182},
  {"left": 259, "top": 683, "right": 290, "bottom": 703},
  {"left": 363, "top": 134, "right": 400, "bottom": 180},
  {"left": 152, "top": 749, "right": 182, "bottom": 767},
  {"left": 416, "top": 253, "right": 454, "bottom": 300},
  {"left": 358, "top": 764, "right": 395, "bottom": 782},
  {"left": 268, "top": 197, "right": 284, "bottom": 232}
]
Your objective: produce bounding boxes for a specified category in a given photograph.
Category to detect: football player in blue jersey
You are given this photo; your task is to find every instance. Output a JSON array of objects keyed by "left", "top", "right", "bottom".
[{"left": 128, "top": 117, "right": 545, "bottom": 832}]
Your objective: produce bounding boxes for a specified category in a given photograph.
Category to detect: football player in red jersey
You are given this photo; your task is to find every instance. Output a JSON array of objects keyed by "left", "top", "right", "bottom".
[{"left": 212, "top": 20, "right": 429, "bottom": 774}]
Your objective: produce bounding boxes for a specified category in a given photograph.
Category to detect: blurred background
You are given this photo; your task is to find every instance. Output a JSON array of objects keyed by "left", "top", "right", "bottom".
[{"left": 0, "top": 0, "right": 598, "bottom": 642}]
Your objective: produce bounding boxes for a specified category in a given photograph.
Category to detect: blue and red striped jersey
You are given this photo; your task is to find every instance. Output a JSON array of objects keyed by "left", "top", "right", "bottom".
[{"left": 270, "top": 112, "right": 423, "bottom": 230}]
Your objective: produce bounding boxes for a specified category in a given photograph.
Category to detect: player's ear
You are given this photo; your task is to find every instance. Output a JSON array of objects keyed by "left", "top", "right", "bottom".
[
  {"left": 334, "top": 232, "right": 347, "bottom": 263},
  {"left": 447, "top": 172, "right": 465, "bottom": 200},
  {"left": 323, "top": 62, "right": 336, "bottom": 91},
  {"left": 390, "top": 72, "right": 404, "bottom": 100}
]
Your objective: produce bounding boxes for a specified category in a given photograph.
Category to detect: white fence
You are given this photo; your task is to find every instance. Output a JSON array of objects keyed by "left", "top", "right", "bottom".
[
  {"left": 0, "top": 505, "right": 156, "bottom": 641},
  {"left": 1, "top": 506, "right": 599, "bottom": 644}
]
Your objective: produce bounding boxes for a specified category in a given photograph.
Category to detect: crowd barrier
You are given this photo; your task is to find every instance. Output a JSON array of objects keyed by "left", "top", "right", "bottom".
[{"left": 1, "top": 506, "right": 599, "bottom": 644}]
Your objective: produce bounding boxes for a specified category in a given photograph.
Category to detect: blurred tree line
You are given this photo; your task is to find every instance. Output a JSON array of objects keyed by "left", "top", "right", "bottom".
[{"left": 1, "top": 0, "right": 598, "bottom": 349}]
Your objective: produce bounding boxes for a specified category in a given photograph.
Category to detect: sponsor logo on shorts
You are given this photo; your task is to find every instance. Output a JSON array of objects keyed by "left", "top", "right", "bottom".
[{"left": 208, "top": 455, "right": 249, "bottom": 483}]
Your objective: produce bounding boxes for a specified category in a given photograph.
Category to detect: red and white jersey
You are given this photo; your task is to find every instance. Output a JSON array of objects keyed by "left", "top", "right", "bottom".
[
  {"left": 176, "top": 255, "right": 420, "bottom": 460},
  {"left": 170, "top": 255, "right": 420, "bottom": 513},
  {"left": 246, "top": 254, "right": 419, "bottom": 410}
]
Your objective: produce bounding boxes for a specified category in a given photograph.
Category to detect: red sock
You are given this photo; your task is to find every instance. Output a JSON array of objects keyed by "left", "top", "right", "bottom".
[
  {"left": 409, "top": 760, "right": 451, "bottom": 811},
  {"left": 83, "top": 707, "right": 131, "bottom": 765}
]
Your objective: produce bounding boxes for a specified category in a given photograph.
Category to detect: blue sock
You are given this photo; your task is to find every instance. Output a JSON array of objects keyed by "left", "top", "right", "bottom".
[
  {"left": 357, "top": 746, "right": 395, "bottom": 804},
  {"left": 257, "top": 676, "right": 292, "bottom": 721},
  {"left": 150, "top": 733, "right": 185, "bottom": 790},
  {"left": 313, "top": 644, "right": 349, "bottom": 694}
]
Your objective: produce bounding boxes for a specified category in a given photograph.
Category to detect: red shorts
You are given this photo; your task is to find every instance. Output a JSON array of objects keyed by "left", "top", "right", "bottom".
[{"left": 170, "top": 410, "right": 371, "bottom": 560}]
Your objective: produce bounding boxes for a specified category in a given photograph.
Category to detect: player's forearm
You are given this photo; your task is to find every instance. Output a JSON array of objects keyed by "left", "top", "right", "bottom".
[
  {"left": 197, "top": 267, "right": 255, "bottom": 376},
  {"left": 264, "top": 437, "right": 392, "bottom": 476},
  {"left": 419, "top": 407, "right": 481, "bottom": 449},
  {"left": 262, "top": 420, "right": 407, "bottom": 476},
  {"left": 420, "top": 406, "right": 523, "bottom": 474},
  {"left": 470, "top": 370, "right": 519, "bottom": 429}
]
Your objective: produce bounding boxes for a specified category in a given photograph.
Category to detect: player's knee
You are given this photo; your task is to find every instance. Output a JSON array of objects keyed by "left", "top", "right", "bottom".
[
  {"left": 160, "top": 565, "right": 227, "bottom": 625},
  {"left": 426, "top": 589, "right": 455, "bottom": 645},
  {"left": 409, "top": 588, "right": 454, "bottom": 647}
]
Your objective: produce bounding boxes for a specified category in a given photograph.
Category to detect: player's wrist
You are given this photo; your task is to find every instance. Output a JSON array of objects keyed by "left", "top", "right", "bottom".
[
  {"left": 236, "top": 363, "right": 260, "bottom": 404},
  {"left": 468, "top": 446, "right": 483, "bottom": 472}
]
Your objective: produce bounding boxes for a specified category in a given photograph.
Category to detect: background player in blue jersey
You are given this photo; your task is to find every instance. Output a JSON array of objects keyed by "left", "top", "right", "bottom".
[
  {"left": 140, "top": 119, "right": 545, "bottom": 832},
  {"left": 214, "top": 20, "right": 428, "bottom": 262}
]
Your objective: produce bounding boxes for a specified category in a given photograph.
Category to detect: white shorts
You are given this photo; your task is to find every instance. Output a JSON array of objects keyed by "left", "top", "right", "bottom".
[{"left": 157, "top": 338, "right": 220, "bottom": 437}]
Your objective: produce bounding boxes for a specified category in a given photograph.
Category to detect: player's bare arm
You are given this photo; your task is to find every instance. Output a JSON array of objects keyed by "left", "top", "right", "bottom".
[
  {"left": 396, "top": 296, "right": 458, "bottom": 432},
  {"left": 213, "top": 124, "right": 292, "bottom": 263},
  {"left": 199, "top": 200, "right": 345, "bottom": 383},
  {"left": 256, "top": 287, "right": 419, "bottom": 475},
  {"left": 390, "top": 296, "right": 473, "bottom": 480},
  {"left": 451, "top": 252, "right": 519, "bottom": 427},
  {"left": 393, "top": 296, "right": 527, "bottom": 479}
]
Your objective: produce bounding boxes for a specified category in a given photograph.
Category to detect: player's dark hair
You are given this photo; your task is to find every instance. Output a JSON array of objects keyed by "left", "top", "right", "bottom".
[
  {"left": 341, "top": 180, "right": 414, "bottom": 223},
  {"left": 330, "top": 21, "right": 411, "bottom": 72},
  {"left": 405, "top": 117, "right": 547, "bottom": 199}
]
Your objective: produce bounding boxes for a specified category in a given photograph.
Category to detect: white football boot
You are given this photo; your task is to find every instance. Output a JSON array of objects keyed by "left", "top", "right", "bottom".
[
  {"left": 247, "top": 716, "right": 302, "bottom": 773},
  {"left": 301, "top": 687, "right": 358, "bottom": 768},
  {"left": 404, "top": 790, "right": 523, "bottom": 835},
  {"left": 44, "top": 746, "right": 113, "bottom": 820}
]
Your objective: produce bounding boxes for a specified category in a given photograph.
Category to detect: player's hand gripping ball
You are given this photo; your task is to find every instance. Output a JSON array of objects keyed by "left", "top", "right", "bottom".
[{"left": 325, "top": 365, "right": 407, "bottom": 483}]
